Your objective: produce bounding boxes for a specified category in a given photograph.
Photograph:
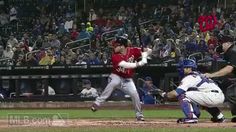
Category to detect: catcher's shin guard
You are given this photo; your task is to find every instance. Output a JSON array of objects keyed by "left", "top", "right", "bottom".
[{"left": 178, "top": 94, "right": 198, "bottom": 119}]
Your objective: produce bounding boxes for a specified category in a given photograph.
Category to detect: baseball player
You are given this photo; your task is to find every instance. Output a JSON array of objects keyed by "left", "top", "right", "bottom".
[
  {"left": 160, "top": 59, "right": 225, "bottom": 123},
  {"left": 91, "top": 36, "right": 152, "bottom": 121}
]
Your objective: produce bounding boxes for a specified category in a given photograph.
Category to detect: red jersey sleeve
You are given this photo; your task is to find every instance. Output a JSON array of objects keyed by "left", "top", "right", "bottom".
[{"left": 112, "top": 54, "right": 122, "bottom": 67}]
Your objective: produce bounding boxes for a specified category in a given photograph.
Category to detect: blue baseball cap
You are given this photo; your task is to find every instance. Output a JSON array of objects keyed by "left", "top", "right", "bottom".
[{"left": 145, "top": 76, "right": 152, "bottom": 81}]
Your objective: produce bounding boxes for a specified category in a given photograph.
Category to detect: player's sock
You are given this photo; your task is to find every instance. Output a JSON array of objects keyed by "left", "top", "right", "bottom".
[{"left": 217, "top": 113, "right": 224, "bottom": 119}]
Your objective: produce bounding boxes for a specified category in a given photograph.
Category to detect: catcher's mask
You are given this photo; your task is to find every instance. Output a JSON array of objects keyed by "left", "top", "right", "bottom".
[{"left": 215, "top": 35, "right": 234, "bottom": 54}]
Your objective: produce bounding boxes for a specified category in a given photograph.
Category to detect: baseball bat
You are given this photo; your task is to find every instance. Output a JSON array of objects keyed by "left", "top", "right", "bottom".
[{"left": 133, "top": 3, "right": 143, "bottom": 51}]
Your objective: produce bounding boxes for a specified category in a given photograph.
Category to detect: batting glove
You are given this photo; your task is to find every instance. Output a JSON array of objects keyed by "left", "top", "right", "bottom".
[
  {"left": 161, "top": 92, "right": 167, "bottom": 98},
  {"left": 137, "top": 60, "right": 147, "bottom": 67}
]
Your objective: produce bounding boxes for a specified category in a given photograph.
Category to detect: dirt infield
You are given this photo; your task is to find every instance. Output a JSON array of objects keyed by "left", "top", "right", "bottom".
[{"left": 1, "top": 119, "right": 236, "bottom": 128}]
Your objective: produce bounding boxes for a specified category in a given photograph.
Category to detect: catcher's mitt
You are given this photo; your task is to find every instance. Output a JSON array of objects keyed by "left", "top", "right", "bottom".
[{"left": 150, "top": 89, "right": 167, "bottom": 103}]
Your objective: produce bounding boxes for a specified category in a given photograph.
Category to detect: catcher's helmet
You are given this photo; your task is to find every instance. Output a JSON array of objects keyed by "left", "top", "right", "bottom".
[
  {"left": 215, "top": 35, "right": 234, "bottom": 54},
  {"left": 218, "top": 34, "right": 234, "bottom": 45},
  {"left": 182, "top": 59, "right": 197, "bottom": 69},
  {"left": 177, "top": 59, "right": 197, "bottom": 78}
]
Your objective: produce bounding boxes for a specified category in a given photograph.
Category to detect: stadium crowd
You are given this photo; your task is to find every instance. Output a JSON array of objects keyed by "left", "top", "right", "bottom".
[{"left": 0, "top": 0, "right": 235, "bottom": 67}]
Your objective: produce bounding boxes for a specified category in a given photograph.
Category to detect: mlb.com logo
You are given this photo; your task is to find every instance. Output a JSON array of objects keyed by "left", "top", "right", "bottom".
[{"left": 8, "top": 113, "right": 68, "bottom": 126}]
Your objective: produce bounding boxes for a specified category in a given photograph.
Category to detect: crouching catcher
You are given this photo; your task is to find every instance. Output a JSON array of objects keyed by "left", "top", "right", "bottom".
[{"left": 158, "top": 59, "right": 225, "bottom": 124}]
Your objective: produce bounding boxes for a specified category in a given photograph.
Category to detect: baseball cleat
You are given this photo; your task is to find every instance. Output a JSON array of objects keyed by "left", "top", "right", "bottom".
[
  {"left": 177, "top": 118, "right": 198, "bottom": 124},
  {"left": 211, "top": 117, "right": 225, "bottom": 123},
  {"left": 136, "top": 116, "right": 145, "bottom": 121},
  {"left": 91, "top": 103, "right": 98, "bottom": 112}
]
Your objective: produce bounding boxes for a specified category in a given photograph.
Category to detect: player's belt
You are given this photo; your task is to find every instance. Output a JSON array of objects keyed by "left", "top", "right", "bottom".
[{"left": 188, "top": 88, "right": 219, "bottom": 93}]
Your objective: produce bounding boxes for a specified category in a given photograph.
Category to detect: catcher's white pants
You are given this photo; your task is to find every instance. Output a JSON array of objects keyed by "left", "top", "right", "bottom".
[
  {"left": 186, "top": 90, "right": 225, "bottom": 107},
  {"left": 94, "top": 73, "right": 143, "bottom": 117}
]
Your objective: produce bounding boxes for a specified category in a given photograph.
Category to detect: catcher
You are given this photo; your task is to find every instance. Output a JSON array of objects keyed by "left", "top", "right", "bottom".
[{"left": 159, "top": 59, "right": 225, "bottom": 124}]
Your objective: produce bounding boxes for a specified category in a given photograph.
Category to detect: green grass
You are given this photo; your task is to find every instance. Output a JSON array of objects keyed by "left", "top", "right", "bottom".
[
  {"left": 0, "top": 109, "right": 232, "bottom": 119},
  {"left": 0, "top": 109, "right": 234, "bottom": 132}
]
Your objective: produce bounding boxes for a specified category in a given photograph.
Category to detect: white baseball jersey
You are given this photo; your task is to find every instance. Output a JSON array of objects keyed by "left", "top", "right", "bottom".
[
  {"left": 80, "top": 87, "right": 98, "bottom": 98},
  {"left": 177, "top": 71, "right": 225, "bottom": 107}
]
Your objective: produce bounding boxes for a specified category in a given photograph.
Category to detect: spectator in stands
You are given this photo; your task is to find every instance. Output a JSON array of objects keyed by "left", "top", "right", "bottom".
[
  {"left": 100, "top": 52, "right": 109, "bottom": 65},
  {"left": 139, "top": 76, "right": 159, "bottom": 104},
  {"left": 185, "top": 36, "right": 198, "bottom": 56},
  {"left": 64, "top": 17, "right": 74, "bottom": 32},
  {"left": 75, "top": 54, "right": 87, "bottom": 65},
  {"left": 57, "top": 23, "right": 66, "bottom": 35},
  {"left": 9, "top": 5, "right": 17, "bottom": 24},
  {"left": 41, "top": 36, "right": 51, "bottom": 49},
  {"left": 87, "top": 51, "right": 101, "bottom": 65},
  {"left": 207, "top": 33, "right": 218, "bottom": 48},
  {"left": 3, "top": 44, "right": 14, "bottom": 59},
  {"left": 15, "top": 54, "right": 25, "bottom": 66},
  {"left": 7, "top": 34, "right": 18, "bottom": 48},
  {"left": 70, "top": 28, "right": 79, "bottom": 41},
  {"left": 142, "top": 30, "right": 151, "bottom": 47},
  {"left": 97, "top": 8, "right": 104, "bottom": 18},
  {"left": 39, "top": 50, "right": 55, "bottom": 65},
  {"left": 65, "top": 49, "right": 76, "bottom": 65},
  {"left": 198, "top": 39, "right": 208, "bottom": 53},
  {"left": 80, "top": 79, "right": 98, "bottom": 98},
  {"left": 60, "top": 34, "right": 71, "bottom": 47},
  {"left": 32, "top": 19, "right": 43, "bottom": 38},
  {"left": 103, "top": 19, "right": 113, "bottom": 32},
  {"left": 12, "top": 44, "right": 24, "bottom": 62},
  {"left": 53, "top": 55, "right": 64, "bottom": 66},
  {"left": 88, "top": 9, "right": 97, "bottom": 22},
  {"left": 208, "top": 43, "right": 220, "bottom": 60},
  {"left": 26, "top": 53, "right": 38, "bottom": 66},
  {"left": 77, "top": 23, "right": 91, "bottom": 40},
  {"left": 116, "top": 6, "right": 127, "bottom": 21},
  {"left": 49, "top": 34, "right": 61, "bottom": 49},
  {"left": 0, "top": 11, "right": 9, "bottom": 26},
  {"left": 21, "top": 33, "right": 30, "bottom": 52},
  {"left": 86, "top": 22, "right": 94, "bottom": 33}
]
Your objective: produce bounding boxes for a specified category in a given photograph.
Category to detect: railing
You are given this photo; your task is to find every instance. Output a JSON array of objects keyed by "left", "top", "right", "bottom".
[
  {"left": 65, "top": 38, "right": 91, "bottom": 48},
  {"left": 101, "top": 29, "right": 121, "bottom": 41},
  {"left": 25, "top": 49, "right": 43, "bottom": 60},
  {"left": 70, "top": 44, "right": 90, "bottom": 52},
  {"left": 188, "top": 52, "right": 204, "bottom": 61},
  {"left": 25, "top": 37, "right": 92, "bottom": 60},
  {"left": 139, "top": 19, "right": 154, "bottom": 26},
  {"left": 100, "top": 19, "right": 155, "bottom": 42}
]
